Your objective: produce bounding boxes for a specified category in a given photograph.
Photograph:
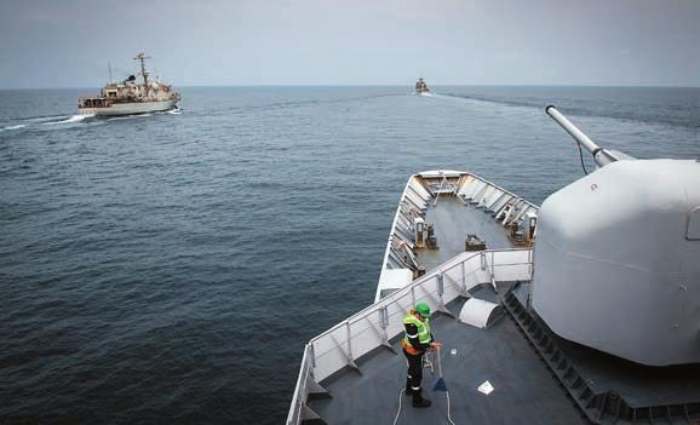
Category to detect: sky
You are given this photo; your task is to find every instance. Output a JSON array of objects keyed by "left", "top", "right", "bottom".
[{"left": 1, "top": 0, "right": 699, "bottom": 88}]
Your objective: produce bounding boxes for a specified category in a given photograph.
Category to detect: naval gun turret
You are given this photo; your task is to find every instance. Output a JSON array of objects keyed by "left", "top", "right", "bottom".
[{"left": 532, "top": 106, "right": 700, "bottom": 366}]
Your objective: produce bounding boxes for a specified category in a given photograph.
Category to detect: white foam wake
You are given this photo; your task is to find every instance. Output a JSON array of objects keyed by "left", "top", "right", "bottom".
[
  {"left": 60, "top": 113, "right": 95, "bottom": 123},
  {"left": 42, "top": 113, "right": 94, "bottom": 125},
  {"left": 3, "top": 124, "right": 26, "bottom": 130}
]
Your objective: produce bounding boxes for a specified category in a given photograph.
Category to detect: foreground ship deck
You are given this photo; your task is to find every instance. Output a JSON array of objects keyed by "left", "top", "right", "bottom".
[
  {"left": 306, "top": 282, "right": 700, "bottom": 424},
  {"left": 287, "top": 167, "right": 700, "bottom": 425},
  {"left": 311, "top": 284, "right": 589, "bottom": 425}
]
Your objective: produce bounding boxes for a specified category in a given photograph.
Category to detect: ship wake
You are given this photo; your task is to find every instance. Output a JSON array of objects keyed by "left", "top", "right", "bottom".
[{"left": 47, "top": 114, "right": 96, "bottom": 124}]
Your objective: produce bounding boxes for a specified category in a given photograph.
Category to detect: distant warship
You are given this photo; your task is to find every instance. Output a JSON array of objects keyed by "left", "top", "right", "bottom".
[
  {"left": 78, "top": 53, "right": 180, "bottom": 116},
  {"left": 414, "top": 78, "right": 431, "bottom": 95}
]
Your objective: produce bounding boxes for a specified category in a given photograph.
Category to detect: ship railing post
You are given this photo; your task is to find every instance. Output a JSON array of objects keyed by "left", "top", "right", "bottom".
[
  {"left": 328, "top": 322, "right": 360, "bottom": 374},
  {"left": 436, "top": 272, "right": 454, "bottom": 317},
  {"left": 461, "top": 259, "right": 468, "bottom": 295},
  {"left": 371, "top": 307, "right": 396, "bottom": 354},
  {"left": 346, "top": 321, "right": 352, "bottom": 360},
  {"left": 413, "top": 273, "right": 455, "bottom": 319},
  {"left": 490, "top": 251, "right": 497, "bottom": 291},
  {"left": 309, "top": 342, "right": 316, "bottom": 370},
  {"left": 305, "top": 344, "right": 330, "bottom": 401},
  {"left": 345, "top": 321, "right": 361, "bottom": 372}
]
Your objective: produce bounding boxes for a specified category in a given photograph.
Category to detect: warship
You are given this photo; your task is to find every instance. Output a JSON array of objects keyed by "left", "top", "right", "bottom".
[
  {"left": 78, "top": 53, "right": 180, "bottom": 116},
  {"left": 415, "top": 78, "right": 431, "bottom": 95},
  {"left": 286, "top": 107, "right": 700, "bottom": 424}
]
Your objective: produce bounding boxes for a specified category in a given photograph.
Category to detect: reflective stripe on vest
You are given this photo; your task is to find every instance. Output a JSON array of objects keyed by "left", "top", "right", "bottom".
[{"left": 402, "top": 313, "right": 431, "bottom": 347}]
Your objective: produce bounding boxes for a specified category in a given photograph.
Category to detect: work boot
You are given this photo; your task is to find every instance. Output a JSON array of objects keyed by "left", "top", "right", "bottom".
[{"left": 412, "top": 388, "right": 431, "bottom": 408}]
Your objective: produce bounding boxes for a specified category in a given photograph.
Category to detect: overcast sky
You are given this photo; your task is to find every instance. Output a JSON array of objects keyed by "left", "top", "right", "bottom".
[{"left": 1, "top": 0, "right": 699, "bottom": 88}]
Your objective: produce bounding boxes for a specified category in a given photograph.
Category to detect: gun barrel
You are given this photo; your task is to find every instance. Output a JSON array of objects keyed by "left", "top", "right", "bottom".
[{"left": 545, "top": 105, "right": 617, "bottom": 167}]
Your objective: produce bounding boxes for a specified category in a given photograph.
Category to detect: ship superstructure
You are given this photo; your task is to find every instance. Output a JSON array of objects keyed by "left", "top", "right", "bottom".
[
  {"left": 415, "top": 78, "right": 431, "bottom": 95},
  {"left": 286, "top": 107, "right": 700, "bottom": 425},
  {"left": 78, "top": 53, "right": 180, "bottom": 116}
]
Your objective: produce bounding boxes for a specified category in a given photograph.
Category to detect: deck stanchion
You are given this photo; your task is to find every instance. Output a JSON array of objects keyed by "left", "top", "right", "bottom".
[
  {"left": 307, "top": 348, "right": 330, "bottom": 399},
  {"left": 309, "top": 343, "right": 316, "bottom": 369},
  {"left": 371, "top": 307, "right": 396, "bottom": 354},
  {"left": 436, "top": 272, "right": 455, "bottom": 317},
  {"left": 415, "top": 273, "right": 455, "bottom": 319},
  {"left": 461, "top": 260, "right": 468, "bottom": 295},
  {"left": 490, "top": 251, "right": 497, "bottom": 291},
  {"left": 329, "top": 321, "right": 361, "bottom": 374},
  {"left": 345, "top": 321, "right": 353, "bottom": 361}
]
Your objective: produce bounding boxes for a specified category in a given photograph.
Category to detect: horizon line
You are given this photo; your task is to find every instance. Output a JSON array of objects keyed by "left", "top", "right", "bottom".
[{"left": 1, "top": 83, "right": 699, "bottom": 91}]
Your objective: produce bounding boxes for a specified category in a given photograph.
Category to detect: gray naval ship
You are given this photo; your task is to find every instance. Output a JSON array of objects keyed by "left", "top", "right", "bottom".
[
  {"left": 286, "top": 106, "right": 700, "bottom": 425},
  {"left": 78, "top": 53, "right": 180, "bottom": 116},
  {"left": 415, "top": 78, "right": 431, "bottom": 95}
]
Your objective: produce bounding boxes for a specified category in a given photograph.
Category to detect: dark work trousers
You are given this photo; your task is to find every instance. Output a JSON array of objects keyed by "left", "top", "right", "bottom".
[{"left": 403, "top": 348, "right": 424, "bottom": 391}]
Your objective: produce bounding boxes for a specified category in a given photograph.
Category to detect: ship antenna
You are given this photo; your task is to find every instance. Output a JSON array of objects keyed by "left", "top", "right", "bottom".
[
  {"left": 134, "top": 52, "right": 152, "bottom": 95},
  {"left": 108, "top": 61, "right": 113, "bottom": 83}
]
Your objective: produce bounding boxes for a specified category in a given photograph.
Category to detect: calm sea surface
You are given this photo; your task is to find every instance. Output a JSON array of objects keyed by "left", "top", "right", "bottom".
[{"left": 1, "top": 86, "right": 698, "bottom": 424}]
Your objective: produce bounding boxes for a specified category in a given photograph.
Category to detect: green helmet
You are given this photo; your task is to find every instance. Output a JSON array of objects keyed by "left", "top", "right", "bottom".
[{"left": 415, "top": 303, "right": 431, "bottom": 318}]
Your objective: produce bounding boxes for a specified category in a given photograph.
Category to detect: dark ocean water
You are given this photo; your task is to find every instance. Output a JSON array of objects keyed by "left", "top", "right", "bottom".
[{"left": 0, "top": 86, "right": 698, "bottom": 424}]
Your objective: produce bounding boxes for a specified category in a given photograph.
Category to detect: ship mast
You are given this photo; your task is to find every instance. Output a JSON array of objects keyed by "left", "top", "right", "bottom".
[{"left": 134, "top": 52, "right": 152, "bottom": 96}]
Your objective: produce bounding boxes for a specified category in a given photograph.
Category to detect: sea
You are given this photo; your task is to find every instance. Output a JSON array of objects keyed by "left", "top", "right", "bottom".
[{"left": 0, "top": 86, "right": 698, "bottom": 424}]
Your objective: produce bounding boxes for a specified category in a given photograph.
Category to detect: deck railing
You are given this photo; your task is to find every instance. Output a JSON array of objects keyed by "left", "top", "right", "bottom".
[{"left": 286, "top": 247, "right": 533, "bottom": 425}]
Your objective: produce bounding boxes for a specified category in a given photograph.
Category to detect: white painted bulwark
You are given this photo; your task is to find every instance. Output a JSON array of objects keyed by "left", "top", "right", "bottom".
[
  {"left": 377, "top": 269, "right": 413, "bottom": 297},
  {"left": 532, "top": 159, "right": 700, "bottom": 366}
]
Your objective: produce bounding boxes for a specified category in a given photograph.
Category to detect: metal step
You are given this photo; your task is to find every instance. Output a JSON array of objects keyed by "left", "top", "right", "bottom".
[{"left": 501, "top": 288, "right": 700, "bottom": 425}]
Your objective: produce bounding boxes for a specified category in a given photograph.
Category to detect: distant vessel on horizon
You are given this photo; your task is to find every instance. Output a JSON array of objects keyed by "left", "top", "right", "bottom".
[
  {"left": 414, "top": 77, "right": 431, "bottom": 95},
  {"left": 78, "top": 53, "right": 180, "bottom": 117}
]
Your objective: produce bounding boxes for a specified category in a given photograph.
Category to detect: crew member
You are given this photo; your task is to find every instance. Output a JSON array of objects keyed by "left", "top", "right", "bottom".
[{"left": 400, "top": 302, "right": 441, "bottom": 408}]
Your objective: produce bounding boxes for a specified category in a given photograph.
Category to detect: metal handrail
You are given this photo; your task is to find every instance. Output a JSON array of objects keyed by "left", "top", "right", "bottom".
[
  {"left": 286, "top": 344, "right": 311, "bottom": 425},
  {"left": 312, "top": 248, "right": 528, "bottom": 343},
  {"left": 286, "top": 247, "right": 533, "bottom": 425}
]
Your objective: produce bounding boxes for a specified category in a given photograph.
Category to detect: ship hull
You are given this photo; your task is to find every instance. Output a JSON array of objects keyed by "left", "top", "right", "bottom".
[{"left": 78, "top": 100, "right": 177, "bottom": 116}]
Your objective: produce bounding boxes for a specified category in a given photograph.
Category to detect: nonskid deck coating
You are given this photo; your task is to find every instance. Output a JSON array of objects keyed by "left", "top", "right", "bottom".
[
  {"left": 310, "top": 294, "right": 588, "bottom": 425},
  {"left": 417, "top": 195, "right": 514, "bottom": 272}
]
